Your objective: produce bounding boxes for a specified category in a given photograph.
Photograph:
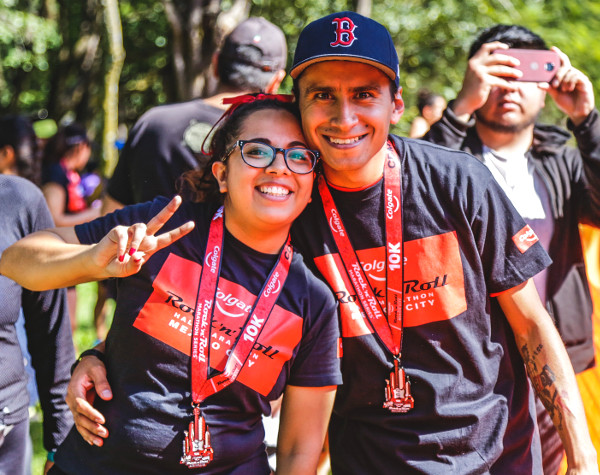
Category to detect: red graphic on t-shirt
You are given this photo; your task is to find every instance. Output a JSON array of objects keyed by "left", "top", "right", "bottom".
[
  {"left": 314, "top": 231, "right": 467, "bottom": 338},
  {"left": 512, "top": 224, "right": 539, "bottom": 254},
  {"left": 133, "top": 253, "right": 302, "bottom": 396}
]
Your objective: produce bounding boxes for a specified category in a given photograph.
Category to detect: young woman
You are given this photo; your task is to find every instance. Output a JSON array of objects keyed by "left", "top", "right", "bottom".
[
  {"left": 42, "top": 123, "right": 102, "bottom": 334},
  {"left": 1, "top": 96, "right": 341, "bottom": 474},
  {"left": 42, "top": 123, "right": 101, "bottom": 227}
]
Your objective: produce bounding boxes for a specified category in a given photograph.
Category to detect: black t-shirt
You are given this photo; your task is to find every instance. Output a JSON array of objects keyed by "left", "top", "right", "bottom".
[
  {"left": 291, "top": 136, "right": 551, "bottom": 474},
  {"left": 107, "top": 99, "right": 223, "bottom": 205},
  {"left": 55, "top": 198, "right": 341, "bottom": 475}
]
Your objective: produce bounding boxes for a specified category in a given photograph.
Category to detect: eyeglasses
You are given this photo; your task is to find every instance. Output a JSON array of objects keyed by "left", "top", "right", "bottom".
[{"left": 224, "top": 140, "right": 319, "bottom": 175}]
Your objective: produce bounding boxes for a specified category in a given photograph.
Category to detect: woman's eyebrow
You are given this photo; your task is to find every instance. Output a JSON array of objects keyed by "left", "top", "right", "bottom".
[{"left": 245, "top": 138, "right": 309, "bottom": 148}]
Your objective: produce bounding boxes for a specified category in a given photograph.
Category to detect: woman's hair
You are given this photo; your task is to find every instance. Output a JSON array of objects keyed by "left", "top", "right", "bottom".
[
  {"left": 43, "top": 123, "right": 90, "bottom": 165},
  {"left": 177, "top": 97, "right": 301, "bottom": 203},
  {"left": 0, "top": 115, "right": 41, "bottom": 185}
]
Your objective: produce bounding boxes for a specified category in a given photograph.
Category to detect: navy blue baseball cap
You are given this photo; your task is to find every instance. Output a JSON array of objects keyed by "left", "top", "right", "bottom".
[{"left": 291, "top": 11, "right": 400, "bottom": 88}]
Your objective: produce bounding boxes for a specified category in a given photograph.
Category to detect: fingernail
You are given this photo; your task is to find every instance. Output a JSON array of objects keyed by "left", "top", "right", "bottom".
[
  {"left": 118, "top": 255, "right": 124, "bottom": 263},
  {"left": 134, "top": 258, "right": 142, "bottom": 264},
  {"left": 128, "top": 248, "right": 136, "bottom": 256},
  {"left": 101, "top": 390, "right": 112, "bottom": 399},
  {"left": 93, "top": 439, "right": 103, "bottom": 446}
]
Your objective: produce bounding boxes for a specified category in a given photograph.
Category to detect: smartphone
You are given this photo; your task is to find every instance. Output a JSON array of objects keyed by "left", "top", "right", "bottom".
[{"left": 494, "top": 49, "right": 560, "bottom": 82}]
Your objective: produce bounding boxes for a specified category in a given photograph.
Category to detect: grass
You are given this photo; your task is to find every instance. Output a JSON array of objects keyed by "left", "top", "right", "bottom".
[{"left": 30, "top": 281, "right": 114, "bottom": 473}]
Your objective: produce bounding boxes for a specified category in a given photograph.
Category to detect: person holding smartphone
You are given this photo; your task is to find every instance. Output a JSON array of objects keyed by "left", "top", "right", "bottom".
[{"left": 424, "top": 24, "right": 600, "bottom": 475}]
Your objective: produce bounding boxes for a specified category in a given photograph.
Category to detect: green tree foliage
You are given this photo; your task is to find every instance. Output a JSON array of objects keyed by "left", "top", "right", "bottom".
[
  {"left": 2, "top": 0, "right": 600, "bottom": 160},
  {"left": 0, "top": 0, "right": 60, "bottom": 111}
]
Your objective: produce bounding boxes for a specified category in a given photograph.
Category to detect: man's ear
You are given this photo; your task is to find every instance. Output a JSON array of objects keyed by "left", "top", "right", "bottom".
[
  {"left": 212, "top": 161, "right": 228, "bottom": 193},
  {"left": 264, "top": 69, "right": 286, "bottom": 94},
  {"left": 0, "top": 145, "right": 16, "bottom": 174},
  {"left": 390, "top": 87, "right": 405, "bottom": 125}
]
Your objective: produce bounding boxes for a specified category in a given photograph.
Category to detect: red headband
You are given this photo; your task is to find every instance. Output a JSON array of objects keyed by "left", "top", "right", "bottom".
[{"left": 200, "top": 93, "right": 295, "bottom": 156}]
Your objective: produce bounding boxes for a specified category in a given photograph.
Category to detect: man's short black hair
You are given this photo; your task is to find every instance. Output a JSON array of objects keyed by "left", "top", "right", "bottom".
[{"left": 468, "top": 24, "right": 548, "bottom": 59}]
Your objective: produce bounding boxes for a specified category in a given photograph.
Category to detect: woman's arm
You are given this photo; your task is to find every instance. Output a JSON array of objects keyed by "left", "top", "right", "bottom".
[
  {"left": 42, "top": 182, "right": 101, "bottom": 227},
  {"left": 0, "top": 196, "right": 194, "bottom": 291},
  {"left": 276, "top": 385, "right": 336, "bottom": 474}
]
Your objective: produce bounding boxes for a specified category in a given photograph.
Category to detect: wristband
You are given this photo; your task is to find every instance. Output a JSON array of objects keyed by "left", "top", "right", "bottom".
[
  {"left": 70, "top": 348, "right": 105, "bottom": 375},
  {"left": 47, "top": 449, "right": 57, "bottom": 462}
]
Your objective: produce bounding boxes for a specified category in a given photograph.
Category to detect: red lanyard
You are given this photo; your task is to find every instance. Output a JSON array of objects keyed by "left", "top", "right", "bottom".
[
  {"left": 190, "top": 207, "right": 293, "bottom": 404},
  {"left": 318, "top": 142, "right": 404, "bottom": 359}
]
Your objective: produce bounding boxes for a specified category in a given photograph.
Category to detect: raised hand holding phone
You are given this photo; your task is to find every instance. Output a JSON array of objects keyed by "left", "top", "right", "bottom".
[
  {"left": 545, "top": 47, "right": 595, "bottom": 125},
  {"left": 493, "top": 48, "right": 560, "bottom": 82}
]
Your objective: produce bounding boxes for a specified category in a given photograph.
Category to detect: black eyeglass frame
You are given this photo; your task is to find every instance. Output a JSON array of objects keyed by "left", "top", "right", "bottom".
[{"left": 223, "top": 140, "right": 320, "bottom": 175}]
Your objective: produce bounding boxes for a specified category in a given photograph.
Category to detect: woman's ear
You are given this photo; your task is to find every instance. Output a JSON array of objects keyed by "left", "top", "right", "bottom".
[{"left": 212, "top": 161, "right": 228, "bottom": 193}]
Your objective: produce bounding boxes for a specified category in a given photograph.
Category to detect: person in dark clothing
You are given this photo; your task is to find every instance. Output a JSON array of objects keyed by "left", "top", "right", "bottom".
[
  {"left": 64, "top": 12, "right": 599, "bottom": 475},
  {"left": 1, "top": 97, "right": 340, "bottom": 475},
  {"left": 103, "top": 16, "right": 287, "bottom": 214},
  {"left": 424, "top": 24, "right": 600, "bottom": 474},
  {"left": 0, "top": 175, "right": 75, "bottom": 475}
]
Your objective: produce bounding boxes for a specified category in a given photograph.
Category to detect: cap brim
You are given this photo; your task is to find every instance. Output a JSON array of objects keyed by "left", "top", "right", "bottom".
[{"left": 290, "top": 55, "right": 397, "bottom": 82}]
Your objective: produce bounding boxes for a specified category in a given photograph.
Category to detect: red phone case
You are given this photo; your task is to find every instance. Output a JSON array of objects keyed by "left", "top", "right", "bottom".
[{"left": 494, "top": 49, "right": 560, "bottom": 82}]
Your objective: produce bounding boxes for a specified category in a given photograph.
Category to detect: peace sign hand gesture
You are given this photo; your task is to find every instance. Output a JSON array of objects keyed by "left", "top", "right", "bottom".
[{"left": 92, "top": 196, "right": 195, "bottom": 278}]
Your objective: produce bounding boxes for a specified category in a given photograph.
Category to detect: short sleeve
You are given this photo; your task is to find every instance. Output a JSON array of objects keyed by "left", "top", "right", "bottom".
[
  {"left": 287, "top": 268, "right": 342, "bottom": 388},
  {"left": 472, "top": 174, "right": 552, "bottom": 294}
]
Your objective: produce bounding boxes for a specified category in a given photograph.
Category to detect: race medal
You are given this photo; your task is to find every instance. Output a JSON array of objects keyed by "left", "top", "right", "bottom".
[
  {"left": 180, "top": 406, "right": 214, "bottom": 468},
  {"left": 383, "top": 358, "right": 414, "bottom": 413},
  {"left": 319, "top": 142, "right": 415, "bottom": 414},
  {"left": 181, "top": 207, "right": 293, "bottom": 468}
]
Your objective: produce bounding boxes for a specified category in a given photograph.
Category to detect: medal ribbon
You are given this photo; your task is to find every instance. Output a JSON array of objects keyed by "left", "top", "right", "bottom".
[
  {"left": 190, "top": 206, "right": 293, "bottom": 404},
  {"left": 318, "top": 142, "right": 404, "bottom": 357}
]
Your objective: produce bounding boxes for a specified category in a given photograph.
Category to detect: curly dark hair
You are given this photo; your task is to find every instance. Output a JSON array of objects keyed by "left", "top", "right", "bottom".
[{"left": 177, "top": 97, "right": 301, "bottom": 203}]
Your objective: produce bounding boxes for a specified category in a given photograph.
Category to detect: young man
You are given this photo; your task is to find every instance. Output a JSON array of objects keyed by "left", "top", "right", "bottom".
[
  {"left": 64, "top": 12, "right": 598, "bottom": 474},
  {"left": 423, "top": 24, "right": 600, "bottom": 474}
]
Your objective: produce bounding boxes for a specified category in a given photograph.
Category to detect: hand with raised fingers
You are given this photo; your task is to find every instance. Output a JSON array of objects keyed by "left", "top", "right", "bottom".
[
  {"left": 91, "top": 195, "right": 195, "bottom": 278},
  {"left": 544, "top": 47, "right": 595, "bottom": 126},
  {"left": 453, "top": 41, "right": 522, "bottom": 119}
]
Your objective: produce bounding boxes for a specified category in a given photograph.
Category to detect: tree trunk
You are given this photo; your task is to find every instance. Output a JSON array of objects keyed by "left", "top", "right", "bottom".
[
  {"left": 101, "top": 0, "right": 125, "bottom": 177},
  {"left": 356, "top": 0, "right": 372, "bottom": 17},
  {"left": 162, "top": 0, "right": 250, "bottom": 101}
]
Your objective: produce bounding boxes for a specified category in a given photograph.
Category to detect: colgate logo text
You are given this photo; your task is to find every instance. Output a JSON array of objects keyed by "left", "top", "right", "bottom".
[{"left": 263, "top": 272, "right": 281, "bottom": 298}]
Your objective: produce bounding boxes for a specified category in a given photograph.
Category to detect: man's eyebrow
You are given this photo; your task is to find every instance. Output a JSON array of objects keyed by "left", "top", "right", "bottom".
[
  {"left": 302, "top": 83, "right": 384, "bottom": 94},
  {"left": 350, "top": 82, "right": 384, "bottom": 92},
  {"left": 302, "top": 85, "right": 336, "bottom": 95}
]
